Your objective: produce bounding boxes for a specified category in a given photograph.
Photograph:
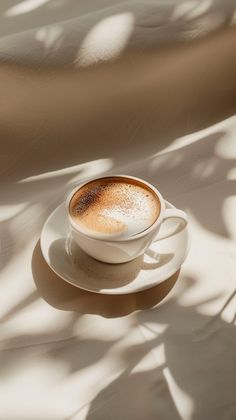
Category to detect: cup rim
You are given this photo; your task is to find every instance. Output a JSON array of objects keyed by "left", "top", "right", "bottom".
[{"left": 66, "top": 174, "right": 165, "bottom": 242}]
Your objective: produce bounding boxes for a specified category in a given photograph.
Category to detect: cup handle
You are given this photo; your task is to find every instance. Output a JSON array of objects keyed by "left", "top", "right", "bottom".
[{"left": 153, "top": 208, "right": 188, "bottom": 241}]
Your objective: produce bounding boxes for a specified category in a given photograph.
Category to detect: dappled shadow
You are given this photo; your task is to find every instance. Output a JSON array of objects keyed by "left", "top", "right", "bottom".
[
  {"left": 0, "top": 290, "right": 39, "bottom": 322},
  {"left": 0, "top": 22, "right": 236, "bottom": 187},
  {"left": 83, "top": 369, "right": 182, "bottom": 420},
  {"left": 137, "top": 277, "right": 236, "bottom": 420},
  {"left": 0, "top": 0, "right": 235, "bottom": 66},
  {"left": 32, "top": 241, "right": 180, "bottom": 317},
  {"left": 123, "top": 130, "right": 236, "bottom": 238},
  {"left": 0, "top": 244, "right": 179, "bottom": 408},
  {"left": 0, "top": 0, "right": 124, "bottom": 37},
  {"left": 0, "top": 3, "right": 235, "bottom": 417},
  {"left": 82, "top": 276, "right": 236, "bottom": 420},
  {"left": 0, "top": 310, "right": 119, "bottom": 383},
  {"left": 0, "top": 159, "right": 113, "bottom": 273},
  {"left": 1, "top": 269, "right": 235, "bottom": 419},
  {"left": 83, "top": 359, "right": 182, "bottom": 420},
  {"left": 0, "top": 170, "right": 81, "bottom": 274},
  {"left": 0, "top": 222, "right": 14, "bottom": 273}
]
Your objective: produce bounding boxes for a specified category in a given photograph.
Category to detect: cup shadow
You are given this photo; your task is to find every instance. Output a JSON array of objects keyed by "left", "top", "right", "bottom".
[
  {"left": 32, "top": 241, "right": 180, "bottom": 318},
  {"left": 47, "top": 236, "right": 174, "bottom": 292}
]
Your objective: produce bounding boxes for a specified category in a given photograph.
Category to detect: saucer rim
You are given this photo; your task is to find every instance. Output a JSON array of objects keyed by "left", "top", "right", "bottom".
[{"left": 40, "top": 201, "right": 190, "bottom": 295}]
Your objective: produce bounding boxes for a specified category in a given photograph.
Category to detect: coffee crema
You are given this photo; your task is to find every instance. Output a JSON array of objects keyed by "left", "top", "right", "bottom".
[{"left": 69, "top": 177, "right": 161, "bottom": 239}]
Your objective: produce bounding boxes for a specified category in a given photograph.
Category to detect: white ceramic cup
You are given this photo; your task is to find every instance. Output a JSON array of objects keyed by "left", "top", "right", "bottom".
[{"left": 67, "top": 175, "right": 188, "bottom": 264}]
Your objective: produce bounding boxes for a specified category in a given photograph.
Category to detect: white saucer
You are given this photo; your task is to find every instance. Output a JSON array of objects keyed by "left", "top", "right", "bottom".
[{"left": 40, "top": 202, "right": 190, "bottom": 295}]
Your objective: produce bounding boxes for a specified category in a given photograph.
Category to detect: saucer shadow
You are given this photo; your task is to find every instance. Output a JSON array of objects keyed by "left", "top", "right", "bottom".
[
  {"left": 47, "top": 237, "right": 174, "bottom": 291},
  {"left": 32, "top": 241, "right": 180, "bottom": 318}
]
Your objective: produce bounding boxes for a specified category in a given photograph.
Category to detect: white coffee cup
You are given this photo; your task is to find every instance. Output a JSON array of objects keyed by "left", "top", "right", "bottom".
[{"left": 67, "top": 175, "right": 188, "bottom": 264}]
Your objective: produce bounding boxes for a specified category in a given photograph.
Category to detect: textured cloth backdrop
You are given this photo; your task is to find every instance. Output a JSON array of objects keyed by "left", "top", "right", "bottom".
[{"left": 0, "top": 2, "right": 236, "bottom": 420}]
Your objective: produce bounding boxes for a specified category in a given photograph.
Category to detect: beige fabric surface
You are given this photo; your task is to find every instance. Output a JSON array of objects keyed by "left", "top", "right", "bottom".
[{"left": 0, "top": 2, "right": 236, "bottom": 419}]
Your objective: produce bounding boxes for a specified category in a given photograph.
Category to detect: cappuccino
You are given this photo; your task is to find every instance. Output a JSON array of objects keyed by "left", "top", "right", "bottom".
[{"left": 69, "top": 176, "right": 160, "bottom": 239}]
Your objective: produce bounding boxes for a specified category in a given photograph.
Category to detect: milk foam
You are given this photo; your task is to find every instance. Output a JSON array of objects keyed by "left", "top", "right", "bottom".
[{"left": 69, "top": 177, "right": 160, "bottom": 239}]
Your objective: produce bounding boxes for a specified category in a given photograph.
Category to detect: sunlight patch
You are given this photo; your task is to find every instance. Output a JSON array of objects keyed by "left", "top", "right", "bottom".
[
  {"left": 186, "top": 0, "right": 212, "bottom": 19},
  {"left": 227, "top": 168, "right": 236, "bottom": 180},
  {"left": 163, "top": 367, "right": 194, "bottom": 419},
  {"left": 75, "top": 13, "right": 134, "bottom": 67},
  {"left": 171, "top": 1, "right": 198, "bottom": 20},
  {"left": 223, "top": 197, "right": 236, "bottom": 240},
  {"left": 171, "top": 0, "right": 212, "bottom": 21},
  {"left": 18, "top": 158, "right": 113, "bottom": 184},
  {"left": 215, "top": 131, "right": 236, "bottom": 159},
  {"left": 5, "top": 0, "right": 50, "bottom": 17},
  {"left": 191, "top": 157, "right": 218, "bottom": 179},
  {"left": 36, "top": 26, "right": 63, "bottom": 50},
  {"left": 0, "top": 203, "right": 28, "bottom": 222}
]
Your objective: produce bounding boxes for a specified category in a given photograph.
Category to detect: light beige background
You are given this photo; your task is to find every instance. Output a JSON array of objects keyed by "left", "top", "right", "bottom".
[{"left": 0, "top": 1, "right": 236, "bottom": 419}]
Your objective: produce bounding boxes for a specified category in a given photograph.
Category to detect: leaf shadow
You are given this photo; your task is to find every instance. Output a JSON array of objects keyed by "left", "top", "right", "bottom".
[
  {"left": 127, "top": 130, "right": 236, "bottom": 238},
  {"left": 76, "top": 275, "right": 236, "bottom": 420}
]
